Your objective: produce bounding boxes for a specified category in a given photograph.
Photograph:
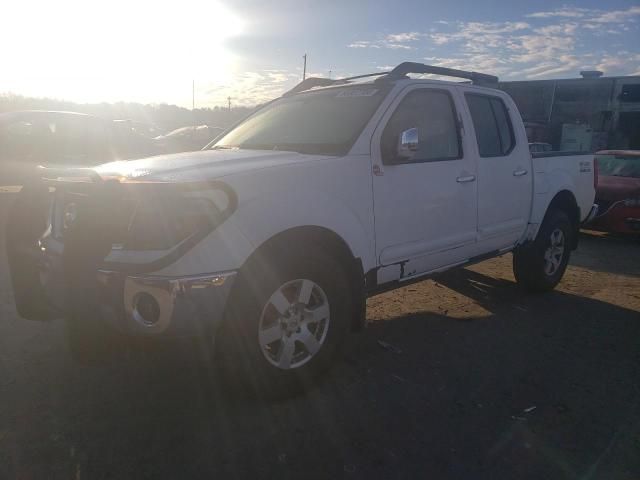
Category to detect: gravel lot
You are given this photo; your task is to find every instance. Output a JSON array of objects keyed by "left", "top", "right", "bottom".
[{"left": 1, "top": 191, "right": 639, "bottom": 479}]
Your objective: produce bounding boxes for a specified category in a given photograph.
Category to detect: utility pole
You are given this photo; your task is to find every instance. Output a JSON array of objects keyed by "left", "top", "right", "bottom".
[
  {"left": 192, "top": 80, "right": 196, "bottom": 132},
  {"left": 227, "top": 96, "right": 232, "bottom": 112},
  {"left": 302, "top": 53, "right": 307, "bottom": 81}
]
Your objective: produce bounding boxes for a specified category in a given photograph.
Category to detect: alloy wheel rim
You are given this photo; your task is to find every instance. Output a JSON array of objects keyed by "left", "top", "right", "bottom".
[
  {"left": 544, "top": 228, "right": 565, "bottom": 276},
  {"left": 258, "top": 279, "right": 330, "bottom": 370}
]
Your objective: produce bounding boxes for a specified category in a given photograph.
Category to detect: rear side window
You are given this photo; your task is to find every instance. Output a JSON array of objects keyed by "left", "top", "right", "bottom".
[{"left": 466, "top": 94, "right": 515, "bottom": 157}]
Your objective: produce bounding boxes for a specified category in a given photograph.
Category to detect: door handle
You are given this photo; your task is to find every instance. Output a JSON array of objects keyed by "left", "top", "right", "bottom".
[
  {"left": 456, "top": 175, "right": 476, "bottom": 183},
  {"left": 513, "top": 169, "right": 528, "bottom": 177}
]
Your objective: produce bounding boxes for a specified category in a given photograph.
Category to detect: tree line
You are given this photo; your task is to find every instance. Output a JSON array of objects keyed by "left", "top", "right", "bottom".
[{"left": 0, "top": 93, "right": 260, "bottom": 133}]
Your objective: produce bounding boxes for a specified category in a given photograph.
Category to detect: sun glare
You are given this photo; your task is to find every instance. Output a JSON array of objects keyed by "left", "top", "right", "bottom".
[{"left": 1, "top": 0, "right": 244, "bottom": 106}]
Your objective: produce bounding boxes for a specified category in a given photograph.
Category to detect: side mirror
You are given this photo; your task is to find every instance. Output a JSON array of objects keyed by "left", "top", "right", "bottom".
[{"left": 396, "top": 127, "right": 419, "bottom": 162}]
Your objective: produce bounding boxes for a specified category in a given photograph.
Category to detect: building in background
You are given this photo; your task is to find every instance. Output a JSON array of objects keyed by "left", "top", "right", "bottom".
[{"left": 499, "top": 72, "right": 640, "bottom": 152}]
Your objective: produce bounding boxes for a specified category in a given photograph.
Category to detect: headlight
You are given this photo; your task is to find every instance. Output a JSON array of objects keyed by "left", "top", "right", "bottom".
[
  {"left": 124, "top": 191, "right": 221, "bottom": 250},
  {"left": 52, "top": 181, "right": 237, "bottom": 254}
]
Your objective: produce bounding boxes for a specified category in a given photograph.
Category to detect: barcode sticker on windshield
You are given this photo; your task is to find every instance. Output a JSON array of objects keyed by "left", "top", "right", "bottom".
[{"left": 336, "top": 89, "right": 379, "bottom": 98}]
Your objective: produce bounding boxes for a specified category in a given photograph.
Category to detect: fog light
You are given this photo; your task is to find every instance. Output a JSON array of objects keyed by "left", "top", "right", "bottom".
[{"left": 133, "top": 292, "right": 161, "bottom": 326}]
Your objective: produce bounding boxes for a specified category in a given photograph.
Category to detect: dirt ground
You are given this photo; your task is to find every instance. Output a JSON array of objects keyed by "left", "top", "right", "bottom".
[{"left": 0, "top": 191, "right": 639, "bottom": 479}]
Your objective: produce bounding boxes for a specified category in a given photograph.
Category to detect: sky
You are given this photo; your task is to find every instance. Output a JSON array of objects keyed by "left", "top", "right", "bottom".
[{"left": 2, "top": 0, "right": 639, "bottom": 108}]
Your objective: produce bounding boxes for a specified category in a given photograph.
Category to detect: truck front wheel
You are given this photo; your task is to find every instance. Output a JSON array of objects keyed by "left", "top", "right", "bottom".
[
  {"left": 217, "top": 247, "right": 352, "bottom": 396},
  {"left": 513, "top": 210, "right": 572, "bottom": 292}
]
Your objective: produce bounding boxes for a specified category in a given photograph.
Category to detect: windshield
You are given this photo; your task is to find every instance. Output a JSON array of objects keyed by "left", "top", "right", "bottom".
[
  {"left": 597, "top": 154, "right": 640, "bottom": 178},
  {"left": 212, "top": 86, "right": 388, "bottom": 155}
]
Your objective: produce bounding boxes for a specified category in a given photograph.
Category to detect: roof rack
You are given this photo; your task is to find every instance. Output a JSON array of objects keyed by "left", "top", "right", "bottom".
[
  {"left": 284, "top": 62, "right": 498, "bottom": 95},
  {"left": 378, "top": 62, "right": 498, "bottom": 85},
  {"left": 283, "top": 71, "right": 390, "bottom": 96}
]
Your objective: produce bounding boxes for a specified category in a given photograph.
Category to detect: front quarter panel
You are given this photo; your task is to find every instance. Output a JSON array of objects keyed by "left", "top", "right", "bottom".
[{"left": 151, "top": 154, "right": 376, "bottom": 277}]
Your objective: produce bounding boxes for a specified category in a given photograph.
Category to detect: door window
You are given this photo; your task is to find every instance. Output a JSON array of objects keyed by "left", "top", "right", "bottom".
[
  {"left": 381, "top": 89, "right": 461, "bottom": 163},
  {"left": 466, "top": 94, "right": 515, "bottom": 157}
]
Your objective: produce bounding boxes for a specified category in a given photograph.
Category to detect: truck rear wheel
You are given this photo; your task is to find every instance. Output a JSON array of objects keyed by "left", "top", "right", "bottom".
[
  {"left": 513, "top": 210, "right": 572, "bottom": 292},
  {"left": 217, "top": 247, "right": 351, "bottom": 397}
]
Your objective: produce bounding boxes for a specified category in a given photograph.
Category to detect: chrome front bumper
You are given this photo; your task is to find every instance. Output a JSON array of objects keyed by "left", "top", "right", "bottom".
[
  {"left": 91, "top": 270, "right": 237, "bottom": 337},
  {"left": 37, "top": 247, "right": 237, "bottom": 337}
]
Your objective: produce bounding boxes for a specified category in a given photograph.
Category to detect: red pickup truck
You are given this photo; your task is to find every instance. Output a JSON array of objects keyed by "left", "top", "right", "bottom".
[{"left": 588, "top": 150, "right": 640, "bottom": 235}]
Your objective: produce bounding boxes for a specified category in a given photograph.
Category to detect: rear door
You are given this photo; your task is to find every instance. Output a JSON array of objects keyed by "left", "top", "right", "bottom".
[
  {"left": 371, "top": 85, "right": 478, "bottom": 284},
  {"left": 462, "top": 90, "right": 532, "bottom": 252}
]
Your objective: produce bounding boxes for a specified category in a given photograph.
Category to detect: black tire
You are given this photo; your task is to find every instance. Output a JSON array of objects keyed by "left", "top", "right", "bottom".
[
  {"left": 216, "top": 246, "right": 352, "bottom": 397},
  {"left": 5, "top": 183, "right": 53, "bottom": 320},
  {"left": 513, "top": 210, "right": 572, "bottom": 292}
]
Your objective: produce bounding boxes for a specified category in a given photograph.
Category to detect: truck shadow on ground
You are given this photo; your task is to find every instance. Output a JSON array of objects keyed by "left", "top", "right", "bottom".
[
  {"left": 4, "top": 269, "right": 639, "bottom": 479},
  {"left": 571, "top": 230, "right": 640, "bottom": 278}
]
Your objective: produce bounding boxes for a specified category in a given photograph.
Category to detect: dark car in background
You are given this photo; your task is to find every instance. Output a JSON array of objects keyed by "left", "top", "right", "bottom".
[
  {"left": 0, "top": 111, "right": 158, "bottom": 186},
  {"left": 113, "top": 119, "right": 163, "bottom": 139},
  {"left": 587, "top": 150, "right": 640, "bottom": 235},
  {"left": 153, "top": 125, "right": 224, "bottom": 154}
]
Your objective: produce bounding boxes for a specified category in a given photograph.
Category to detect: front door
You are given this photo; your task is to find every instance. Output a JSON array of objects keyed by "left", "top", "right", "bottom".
[{"left": 371, "top": 86, "right": 478, "bottom": 284}]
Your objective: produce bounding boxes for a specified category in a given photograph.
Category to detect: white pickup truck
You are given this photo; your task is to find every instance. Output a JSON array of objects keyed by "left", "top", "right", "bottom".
[{"left": 6, "top": 63, "right": 597, "bottom": 391}]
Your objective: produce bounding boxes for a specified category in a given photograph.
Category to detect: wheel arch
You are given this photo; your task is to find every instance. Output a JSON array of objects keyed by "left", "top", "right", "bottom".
[
  {"left": 229, "top": 225, "right": 366, "bottom": 332},
  {"left": 543, "top": 190, "right": 580, "bottom": 249}
]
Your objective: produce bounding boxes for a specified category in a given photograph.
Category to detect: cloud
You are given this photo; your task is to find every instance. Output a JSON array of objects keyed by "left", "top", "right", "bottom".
[
  {"left": 347, "top": 40, "right": 381, "bottom": 49},
  {"left": 527, "top": 5, "right": 640, "bottom": 24},
  {"left": 430, "top": 33, "right": 453, "bottom": 45},
  {"left": 596, "top": 54, "right": 640, "bottom": 73},
  {"left": 422, "top": 54, "right": 512, "bottom": 77},
  {"left": 385, "top": 32, "right": 421, "bottom": 43},
  {"left": 526, "top": 7, "right": 591, "bottom": 19},
  {"left": 357, "top": 8, "right": 640, "bottom": 81},
  {"left": 198, "top": 5, "right": 640, "bottom": 106},
  {"left": 385, "top": 43, "right": 413, "bottom": 50},
  {"left": 424, "top": 21, "right": 530, "bottom": 54},
  {"left": 535, "top": 23, "right": 578, "bottom": 36},
  {"left": 229, "top": 5, "right": 640, "bottom": 104},
  {"left": 348, "top": 32, "right": 421, "bottom": 50},
  {"left": 204, "top": 69, "right": 300, "bottom": 107},
  {"left": 509, "top": 33, "right": 576, "bottom": 64},
  {"left": 587, "top": 6, "right": 640, "bottom": 23}
]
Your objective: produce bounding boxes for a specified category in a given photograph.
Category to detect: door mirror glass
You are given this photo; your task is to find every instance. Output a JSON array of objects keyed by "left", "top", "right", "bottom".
[{"left": 397, "top": 127, "right": 419, "bottom": 161}]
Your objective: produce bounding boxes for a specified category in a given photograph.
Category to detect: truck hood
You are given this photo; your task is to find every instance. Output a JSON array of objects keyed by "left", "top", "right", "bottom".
[{"left": 94, "top": 149, "right": 328, "bottom": 182}]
